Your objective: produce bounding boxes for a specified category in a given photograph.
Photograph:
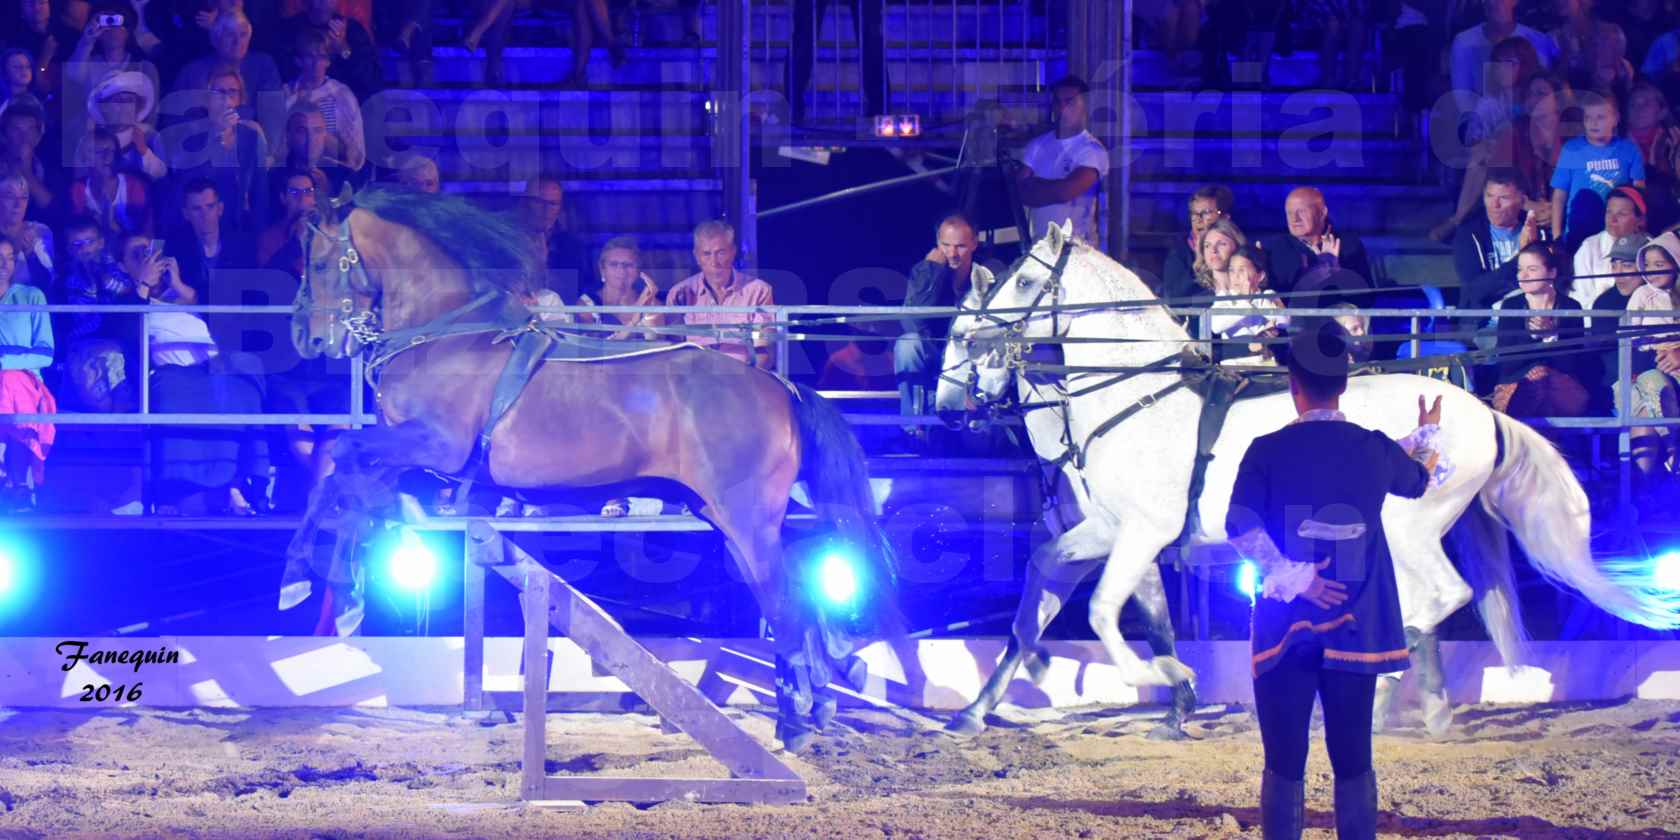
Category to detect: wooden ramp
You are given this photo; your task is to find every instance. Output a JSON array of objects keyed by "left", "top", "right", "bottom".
[{"left": 462, "top": 521, "right": 806, "bottom": 805}]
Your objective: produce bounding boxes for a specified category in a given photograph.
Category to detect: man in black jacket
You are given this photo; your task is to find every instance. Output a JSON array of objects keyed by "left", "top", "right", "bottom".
[
  {"left": 1261, "top": 186, "right": 1374, "bottom": 296},
  {"left": 1454, "top": 169, "right": 1547, "bottom": 310},
  {"left": 1162, "top": 183, "right": 1233, "bottom": 304},
  {"left": 896, "top": 213, "right": 993, "bottom": 436}
]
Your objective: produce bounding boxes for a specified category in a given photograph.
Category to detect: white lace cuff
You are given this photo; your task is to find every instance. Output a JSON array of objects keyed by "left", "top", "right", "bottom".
[
  {"left": 1397, "top": 423, "right": 1454, "bottom": 488},
  {"left": 1261, "top": 560, "right": 1319, "bottom": 603}
]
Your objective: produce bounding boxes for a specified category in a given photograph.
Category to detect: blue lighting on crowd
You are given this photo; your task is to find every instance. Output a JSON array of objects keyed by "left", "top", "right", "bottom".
[
  {"left": 383, "top": 529, "right": 438, "bottom": 595},
  {"left": 1653, "top": 550, "right": 1680, "bottom": 593},
  {"left": 1236, "top": 561, "right": 1259, "bottom": 602}
]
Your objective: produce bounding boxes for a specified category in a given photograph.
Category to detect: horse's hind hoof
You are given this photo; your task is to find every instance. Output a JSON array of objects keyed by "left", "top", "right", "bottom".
[
  {"left": 943, "top": 713, "right": 986, "bottom": 737},
  {"left": 1146, "top": 723, "right": 1190, "bottom": 741},
  {"left": 813, "top": 693, "right": 838, "bottom": 732},
  {"left": 780, "top": 729, "right": 816, "bottom": 754}
]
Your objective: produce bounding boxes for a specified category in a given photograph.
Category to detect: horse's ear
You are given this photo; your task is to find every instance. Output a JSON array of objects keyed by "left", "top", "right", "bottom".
[{"left": 1044, "top": 219, "right": 1067, "bottom": 255}]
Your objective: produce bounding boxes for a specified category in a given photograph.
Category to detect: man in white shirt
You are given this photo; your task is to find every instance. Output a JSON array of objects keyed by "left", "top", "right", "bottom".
[
  {"left": 1571, "top": 185, "right": 1648, "bottom": 312},
  {"left": 1449, "top": 0, "right": 1558, "bottom": 113},
  {"left": 1016, "top": 75, "right": 1110, "bottom": 247}
]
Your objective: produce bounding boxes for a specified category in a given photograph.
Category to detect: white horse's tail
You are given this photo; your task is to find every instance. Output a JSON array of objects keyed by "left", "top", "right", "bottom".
[{"left": 1482, "top": 413, "right": 1680, "bottom": 629}]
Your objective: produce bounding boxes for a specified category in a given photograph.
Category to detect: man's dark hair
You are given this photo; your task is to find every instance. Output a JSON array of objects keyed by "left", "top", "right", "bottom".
[
  {"left": 1190, "top": 184, "right": 1234, "bottom": 214},
  {"left": 1284, "top": 319, "right": 1351, "bottom": 401},
  {"left": 1049, "top": 75, "right": 1089, "bottom": 95},
  {"left": 1484, "top": 168, "right": 1523, "bottom": 191},
  {"left": 62, "top": 214, "right": 103, "bottom": 238},
  {"left": 181, "top": 177, "right": 220, "bottom": 202}
]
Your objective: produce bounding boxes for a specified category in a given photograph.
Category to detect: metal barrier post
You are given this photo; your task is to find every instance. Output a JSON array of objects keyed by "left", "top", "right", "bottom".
[
  {"left": 350, "top": 355, "right": 366, "bottom": 429},
  {"left": 1618, "top": 314, "right": 1633, "bottom": 513},
  {"left": 139, "top": 312, "right": 150, "bottom": 414}
]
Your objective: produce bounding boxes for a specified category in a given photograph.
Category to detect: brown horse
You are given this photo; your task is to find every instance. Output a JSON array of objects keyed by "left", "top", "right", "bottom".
[{"left": 281, "top": 187, "right": 896, "bottom": 748}]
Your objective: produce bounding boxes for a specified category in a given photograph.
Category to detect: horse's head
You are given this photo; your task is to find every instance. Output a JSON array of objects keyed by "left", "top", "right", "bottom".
[
  {"left": 292, "top": 184, "right": 377, "bottom": 359},
  {"left": 934, "top": 222, "right": 1074, "bottom": 427}
]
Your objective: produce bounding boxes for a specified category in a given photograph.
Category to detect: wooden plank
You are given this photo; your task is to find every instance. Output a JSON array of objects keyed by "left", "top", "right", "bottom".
[
  {"left": 463, "top": 531, "right": 494, "bottom": 711},
  {"left": 520, "top": 563, "right": 550, "bottom": 802},
  {"left": 541, "top": 776, "right": 806, "bottom": 806}
]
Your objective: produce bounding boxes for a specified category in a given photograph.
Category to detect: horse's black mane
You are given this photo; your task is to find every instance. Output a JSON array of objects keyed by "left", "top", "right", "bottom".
[{"left": 348, "top": 187, "right": 542, "bottom": 293}]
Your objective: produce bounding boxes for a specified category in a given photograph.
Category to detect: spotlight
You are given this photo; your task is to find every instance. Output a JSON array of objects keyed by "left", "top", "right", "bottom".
[
  {"left": 1654, "top": 550, "right": 1680, "bottom": 592},
  {"left": 1236, "top": 561, "right": 1259, "bottom": 601},
  {"left": 384, "top": 529, "right": 437, "bottom": 594},
  {"left": 815, "top": 549, "right": 861, "bottom": 609},
  {"left": 0, "top": 546, "right": 14, "bottom": 598}
]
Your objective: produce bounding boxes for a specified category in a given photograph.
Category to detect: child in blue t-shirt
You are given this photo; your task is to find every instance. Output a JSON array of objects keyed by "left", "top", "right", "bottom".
[{"left": 1550, "top": 92, "right": 1646, "bottom": 245}]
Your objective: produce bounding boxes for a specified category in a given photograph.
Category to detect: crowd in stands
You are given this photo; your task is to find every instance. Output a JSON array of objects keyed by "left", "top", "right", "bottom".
[{"left": 9, "top": 0, "right": 1680, "bottom": 513}]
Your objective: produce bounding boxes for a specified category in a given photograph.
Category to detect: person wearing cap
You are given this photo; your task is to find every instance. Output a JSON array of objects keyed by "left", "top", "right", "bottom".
[
  {"left": 86, "top": 67, "right": 166, "bottom": 179},
  {"left": 1226, "top": 320, "right": 1448, "bottom": 840},
  {"left": 1622, "top": 236, "right": 1680, "bottom": 485},
  {"left": 1571, "top": 185, "right": 1649, "bottom": 311}
]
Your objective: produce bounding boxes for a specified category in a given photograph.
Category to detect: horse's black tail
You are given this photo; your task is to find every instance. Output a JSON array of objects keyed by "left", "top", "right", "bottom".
[{"left": 790, "top": 383, "right": 900, "bottom": 640}]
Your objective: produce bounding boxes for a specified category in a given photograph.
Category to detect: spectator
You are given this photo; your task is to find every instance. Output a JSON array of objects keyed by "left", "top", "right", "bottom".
[
  {"left": 1548, "top": 0, "right": 1627, "bottom": 86},
  {"left": 166, "top": 177, "right": 253, "bottom": 301},
  {"left": 1641, "top": 13, "right": 1680, "bottom": 78},
  {"left": 667, "top": 219, "right": 774, "bottom": 368},
  {"left": 171, "top": 10, "right": 282, "bottom": 126},
  {"left": 1428, "top": 70, "right": 1571, "bottom": 244},
  {"left": 1625, "top": 235, "right": 1680, "bottom": 482},
  {"left": 120, "top": 230, "right": 266, "bottom": 514},
  {"left": 1456, "top": 169, "right": 1548, "bottom": 310},
  {"left": 1549, "top": 89, "right": 1644, "bottom": 247},
  {"left": 1627, "top": 79, "right": 1680, "bottom": 185},
  {"left": 521, "top": 175, "right": 589, "bottom": 301},
  {"left": 1461, "top": 36, "right": 1542, "bottom": 152},
  {"left": 0, "top": 96, "right": 57, "bottom": 217},
  {"left": 578, "top": 235, "right": 662, "bottom": 341},
  {"left": 1016, "top": 75, "right": 1109, "bottom": 247},
  {"left": 0, "top": 236, "right": 55, "bottom": 511},
  {"left": 63, "top": 1, "right": 145, "bottom": 90},
  {"left": 896, "top": 213, "right": 985, "bottom": 434},
  {"left": 1571, "top": 184, "right": 1648, "bottom": 310},
  {"left": 1450, "top": 0, "right": 1559, "bottom": 113},
  {"left": 0, "top": 48, "right": 35, "bottom": 117},
  {"left": 280, "top": 27, "right": 363, "bottom": 171},
  {"left": 166, "top": 66, "right": 268, "bottom": 233},
  {"left": 1492, "top": 241, "right": 1591, "bottom": 417},
  {"left": 86, "top": 67, "right": 166, "bottom": 179},
  {"left": 1260, "top": 186, "right": 1373, "bottom": 296},
  {"left": 255, "top": 165, "right": 315, "bottom": 268},
  {"left": 1614, "top": 0, "right": 1671, "bottom": 75},
  {"left": 0, "top": 173, "right": 52, "bottom": 288},
  {"left": 6, "top": 0, "right": 80, "bottom": 98},
  {"left": 265, "top": 0, "right": 379, "bottom": 100},
  {"left": 52, "top": 213, "right": 137, "bottom": 412},
  {"left": 391, "top": 152, "right": 438, "bottom": 193},
  {"left": 1588, "top": 230, "right": 1652, "bottom": 409},
  {"left": 1193, "top": 216, "right": 1246, "bottom": 295},
  {"left": 268, "top": 101, "right": 357, "bottom": 198},
  {"left": 67, "top": 127, "right": 152, "bottom": 235},
  {"left": 1163, "top": 184, "right": 1231, "bottom": 304},
  {"left": 1206, "top": 244, "right": 1288, "bottom": 364},
  {"left": 377, "top": 0, "right": 432, "bottom": 86},
  {"left": 466, "top": 0, "right": 620, "bottom": 88}
]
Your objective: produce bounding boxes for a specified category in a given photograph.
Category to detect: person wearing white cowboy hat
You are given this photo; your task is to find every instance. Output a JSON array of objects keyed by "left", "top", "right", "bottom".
[{"left": 86, "top": 68, "right": 166, "bottom": 179}]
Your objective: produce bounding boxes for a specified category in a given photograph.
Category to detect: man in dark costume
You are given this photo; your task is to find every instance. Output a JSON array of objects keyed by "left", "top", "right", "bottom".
[{"left": 1225, "top": 320, "right": 1448, "bottom": 840}]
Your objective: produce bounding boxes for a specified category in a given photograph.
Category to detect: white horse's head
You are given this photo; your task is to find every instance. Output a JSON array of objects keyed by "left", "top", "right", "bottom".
[{"left": 934, "top": 222, "right": 1076, "bottom": 425}]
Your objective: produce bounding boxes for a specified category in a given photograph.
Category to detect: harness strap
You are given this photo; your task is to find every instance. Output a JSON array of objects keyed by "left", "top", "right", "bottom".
[
  {"left": 448, "top": 326, "right": 555, "bottom": 508},
  {"left": 1070, "top": 377, "right": 1195, "bottom": 471}
]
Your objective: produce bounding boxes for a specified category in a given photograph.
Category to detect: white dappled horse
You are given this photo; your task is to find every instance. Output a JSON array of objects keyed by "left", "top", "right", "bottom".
[{"left": 934, "top": 223, "right": 1680, "bottom": 735}]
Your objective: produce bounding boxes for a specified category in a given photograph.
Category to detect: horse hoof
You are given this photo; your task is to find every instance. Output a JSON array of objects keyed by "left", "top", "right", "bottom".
[
  {"left": 943, "top": 714, "right": 986, "bottom": 737},
  {"left": 813, "top": 694, "right": 838, "bottom": 732},
  {"left": 1146, "top": 723, "right": 1189, "bottom": 741},
  {"left": 780, "top": 729, "right": 816, "bottom": 754},
  {"left": 1151, "top": 656, "right": 1197, "bottom": 688}
]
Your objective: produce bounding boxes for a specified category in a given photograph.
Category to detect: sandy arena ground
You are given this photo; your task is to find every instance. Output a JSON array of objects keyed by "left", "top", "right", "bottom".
[{"left": 0, "top": 698, "right": 1678, "bottom": 839}]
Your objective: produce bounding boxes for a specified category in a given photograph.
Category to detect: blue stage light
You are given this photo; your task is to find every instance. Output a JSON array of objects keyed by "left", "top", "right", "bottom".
[
  {"left": 1654, "top": 550, "right": 1680, "bottom": 592},
  {"left": 816, "top": 549, "right": 860, "bottom": 608},
  {"left": 384, "top": 529, "right": 437, "bottom": 594},
  {"left": 1236, "top": 561, "right": 1259, "bottom": 601},
  {"left": 0, "top": 545, "right": 14, "bottom": 598}
]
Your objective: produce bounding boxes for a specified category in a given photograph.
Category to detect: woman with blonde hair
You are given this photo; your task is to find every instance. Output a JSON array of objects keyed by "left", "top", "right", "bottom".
[{"left": 1193, "top": 216, "right": 1247, "bottom": 294}]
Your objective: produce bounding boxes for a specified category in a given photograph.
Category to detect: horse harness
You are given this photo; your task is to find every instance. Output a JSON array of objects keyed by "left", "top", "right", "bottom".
[{"left": 300, "top": 215, "right": 558, "bottom": 488}]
